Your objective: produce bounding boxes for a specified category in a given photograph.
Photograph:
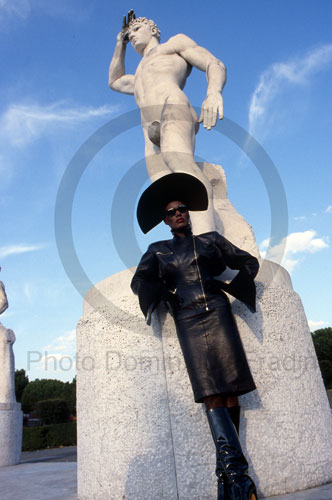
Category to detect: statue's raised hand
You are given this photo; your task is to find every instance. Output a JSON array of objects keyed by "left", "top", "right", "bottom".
[
  {"left": 199, "top": 93, "right": 224, "bottom": 130},
  {"left": 119, "top": 9, "right": 136, "bottom": 44},
  {"left": 116, "top": 29, "right": 129, "bottom": 45}
]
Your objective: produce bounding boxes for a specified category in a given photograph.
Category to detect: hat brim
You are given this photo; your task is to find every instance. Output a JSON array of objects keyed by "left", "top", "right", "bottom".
[{"left": 137, "top": 173, "right": 208, "bottom": 233}]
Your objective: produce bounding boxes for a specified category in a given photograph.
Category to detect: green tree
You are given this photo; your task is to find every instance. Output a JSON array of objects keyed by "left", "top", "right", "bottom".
[
  {"left": 21, "top": 379, "right": 67, "bottom": 413},
  {"left": 312, "top": 327, "right": 332, "bottom": 389},
  {"left": 15, "top": 369, "right": 29, "bottom": 402},
  {"left": 21, "top": 377, "right": 76, "bottom": 414},
  {"left": 62, "top": 376, "right": 76, "bottom": 416},
  {"left": 35, "top": 399, "right": 70, "bottom": 425}
]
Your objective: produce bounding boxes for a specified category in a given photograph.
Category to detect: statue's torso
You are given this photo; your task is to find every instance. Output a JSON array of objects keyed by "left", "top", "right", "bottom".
[{"left": 134, "top": 39, "right": 192, "bottom": 110}]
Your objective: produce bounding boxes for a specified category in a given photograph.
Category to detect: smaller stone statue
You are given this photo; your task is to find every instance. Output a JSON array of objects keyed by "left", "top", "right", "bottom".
[
  {"left": 0, "top": 278, "right": 17, "bottom": 403},
  {"left": 0, "top": 324, "right": 16, "bottom": 403},
  {"left": 0, "top": 272, "right": 22, "bottom": 468}
]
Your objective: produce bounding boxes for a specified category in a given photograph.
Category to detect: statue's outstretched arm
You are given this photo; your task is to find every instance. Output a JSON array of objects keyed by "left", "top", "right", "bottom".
[
  {"left": 199, "top": 58, "right": 226, "bottom": 130},
  {"left": 174, "top": 34, "right": 226, "bottom": 130}
]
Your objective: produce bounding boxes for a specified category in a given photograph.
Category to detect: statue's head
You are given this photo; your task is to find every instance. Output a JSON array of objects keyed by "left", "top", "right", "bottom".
[
  {"left": 128, "top": 17, "right": 160, "bottom": 40},
  {"left": 128, "top": 17, "right": 160, "bottom": 54}
]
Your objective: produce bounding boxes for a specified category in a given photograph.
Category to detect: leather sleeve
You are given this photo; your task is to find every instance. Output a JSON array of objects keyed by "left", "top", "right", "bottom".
[
  {"left": 213, "top": 233, "right": 259, "bottom": 312},
  {"left": 213, "top": 233, "right": 259, "bottom": 278},
  {"left": 131, "top": 245, "right": 162, "bottom": 323}
]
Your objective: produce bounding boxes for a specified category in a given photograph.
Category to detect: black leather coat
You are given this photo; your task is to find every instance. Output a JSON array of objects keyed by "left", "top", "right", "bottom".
[{"left": 131, "top": 229, "right": 259, "bottom": 402}]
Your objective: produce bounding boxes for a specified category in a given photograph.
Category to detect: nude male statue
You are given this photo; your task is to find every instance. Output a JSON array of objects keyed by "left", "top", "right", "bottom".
[
  {"left": 108, "top": 11, "right": 226, "bottom": 233},
  {"left": 0, "top": 276, "right": 17, "bottom": 404},
  {"left": 0, "top": 323, "right": 16, "bottom": 403}
]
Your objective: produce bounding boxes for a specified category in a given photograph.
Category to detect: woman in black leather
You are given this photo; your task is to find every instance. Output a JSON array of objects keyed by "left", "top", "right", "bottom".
[{"left": 131, "top": 179, "right": 259, "bottom": 500}]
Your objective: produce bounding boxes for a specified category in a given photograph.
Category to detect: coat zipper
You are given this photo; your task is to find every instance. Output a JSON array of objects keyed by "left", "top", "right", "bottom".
[{"left": 192, "top": 234, "right": 209, "bottom": 311}]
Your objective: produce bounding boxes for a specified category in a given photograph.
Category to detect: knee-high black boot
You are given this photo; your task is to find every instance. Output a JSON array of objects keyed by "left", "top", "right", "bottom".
[
  {"left": 207, "top": 407, "right": 257, "bottom": 500},
  {"left": 215, "top": 456, "right": 229, "bottom": 500},
  {"left": 215, "top": 407, "right": 241, "bottom": 499}
]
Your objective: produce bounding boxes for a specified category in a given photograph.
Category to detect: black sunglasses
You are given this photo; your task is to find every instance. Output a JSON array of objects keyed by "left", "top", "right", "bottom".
[{"left": 164, "top": 204, "right": 188, "bottom": 217}]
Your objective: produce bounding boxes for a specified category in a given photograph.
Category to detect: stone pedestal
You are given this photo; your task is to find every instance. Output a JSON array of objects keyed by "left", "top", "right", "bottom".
[
  {"left": 0, "top": 403, "right": 23, "bottom": 467},
  {"left": 77, "top": 262, "right": 332, "bottom": 499},
  {"left": 77, "top": 163, "right": 332, "bottom": 498},
  {"left": 198, "top": 162, "right": 259, "bottom": 257},
  {"left": 0, "top": 318, "right": 23, "bottom": 467}
]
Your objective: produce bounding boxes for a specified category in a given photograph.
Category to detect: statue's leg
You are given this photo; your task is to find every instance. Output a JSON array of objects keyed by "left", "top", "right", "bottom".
[
  {"left": 160, "top": 98, "right": 216, "bottom": 233},
  {"left": 142, "top": 127, "right": 171, "bottom": 183},
  {"left": 139, "top": 104, "right": 171, "bottom": 183}
]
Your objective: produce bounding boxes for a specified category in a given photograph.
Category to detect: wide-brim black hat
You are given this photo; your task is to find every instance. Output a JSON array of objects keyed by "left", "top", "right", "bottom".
[{"left": 137, "top": 173, "right": 208, "bottom": 233}]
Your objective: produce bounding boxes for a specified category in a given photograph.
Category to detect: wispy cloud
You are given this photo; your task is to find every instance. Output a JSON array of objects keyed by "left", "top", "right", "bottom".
[
  {"left": 0, "top": 0, "right": 30, "bottom": 21},
  {"left": 294, "top": 207, "right": 332, "bottom": 220},
  {"left": 23, "top": 282, "right": 33, "bottom": 302},
  {"left": 260, "top": 230, "right": 328, "bottom": 273},
  {"left": 248, "top": 44, "right": 332, "bottom": 138},
  {"left": 41, "top": 329, "right": 76, "bottom": 375},
  {"left": 28, "top": 329, "right": 76, "bottom": 379},
  {"left": 293, "top": 216, "right": 307, "bottom": 221},
  {"left": 0, "top": 101, "right": 118, "bottom": 147},
  {"left": 0, "top": 243, "right": 46, "bottom": 258},
  {"left": 43, "top": 329, "right": 76, "bottom": 353},
  {"left": 308, "top": 320, "right": 328, "bottom": 331}
]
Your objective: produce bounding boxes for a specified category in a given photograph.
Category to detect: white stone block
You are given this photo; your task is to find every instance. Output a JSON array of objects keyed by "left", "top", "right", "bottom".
[
  {"left": 77, "top": 273, "right": 178, "bottom": 500},
  {"left": 76, "top": 263, "right": 332, "bottom": 499},
  {"left": 0, "top": 403, "right": 23, "bottom": 467}
]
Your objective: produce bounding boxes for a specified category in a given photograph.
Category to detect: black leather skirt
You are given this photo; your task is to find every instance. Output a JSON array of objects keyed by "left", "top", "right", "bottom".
[{"left": 174, "top": 295, "right": 256, "bottom": 402}]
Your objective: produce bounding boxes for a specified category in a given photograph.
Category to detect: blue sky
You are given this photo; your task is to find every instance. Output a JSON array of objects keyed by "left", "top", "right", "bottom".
[{"left": 0, "top": 0, "right": 331, "bottom": 382}]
